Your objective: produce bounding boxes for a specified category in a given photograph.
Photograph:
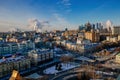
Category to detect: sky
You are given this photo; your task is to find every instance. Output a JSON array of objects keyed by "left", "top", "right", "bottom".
[{"left": 0, "top": 0, "right": 120, "bottom": 32}]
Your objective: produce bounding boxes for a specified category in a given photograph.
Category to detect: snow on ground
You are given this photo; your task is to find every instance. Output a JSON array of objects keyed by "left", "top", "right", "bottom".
[
  {"left": 75, "top": 56, "right": 95, "bottom": 62},
  {"left": 96, "top": 71, "right": 114, "bottom": 76},
  {"left": 25, "top": 73, "right": 43, "bottom": 79},
  {"left": 43, "top": 63, "right": 78, "bottom": 74}
]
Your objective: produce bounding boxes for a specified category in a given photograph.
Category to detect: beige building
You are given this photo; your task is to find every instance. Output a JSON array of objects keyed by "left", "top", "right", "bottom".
[
  {"left": 0, "top": 56, "right": 31, "bottom": 78},
  {"left": 118, "top": 35, "right": 120, "bottom": 41},
  {"left": 85, "top": 30, "right": 100, "bottom": 42},
  {"left": 112, "top": 26, "right": 120, "bottom": 35},
  {"left": 63, "top": 30, "right": 78, "bottom": 36},
  {"left": 115, "top": 53, "right": 120, "bottom": 63}
]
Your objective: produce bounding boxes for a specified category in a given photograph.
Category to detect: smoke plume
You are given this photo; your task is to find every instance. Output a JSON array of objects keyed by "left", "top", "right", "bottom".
[{"left": 28, "top": 19, "right": 50, "bottom": 32}]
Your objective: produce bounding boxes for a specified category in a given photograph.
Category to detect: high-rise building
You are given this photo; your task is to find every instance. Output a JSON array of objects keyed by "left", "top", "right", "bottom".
[
  {"left": 65, "top": 28, "right": 68, "bottom": 31},
  {"left": 85, "top": 22, "right": 92, "bottom": 31},
  {"left": 92, "top": 24, "right": 95, "bottom": 30},
  {"left": 78, "top": 25, "right": 85, "bottom": 31},
  {"left": 95, "top": 23, "right": 103, "bottom": 30}
]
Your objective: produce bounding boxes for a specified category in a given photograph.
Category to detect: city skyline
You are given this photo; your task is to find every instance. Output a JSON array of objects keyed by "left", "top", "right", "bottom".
[{"left": 0, "top": 0, "right": 120, "bottom": 32}]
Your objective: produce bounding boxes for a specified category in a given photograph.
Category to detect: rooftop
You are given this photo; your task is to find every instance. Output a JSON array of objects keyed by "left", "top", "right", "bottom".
[
  {"left": 28, "top": 49, "right": 52, "bottom": 54},
  {"left": 0, "top": 56, "right": 26, "bottom": 64}
]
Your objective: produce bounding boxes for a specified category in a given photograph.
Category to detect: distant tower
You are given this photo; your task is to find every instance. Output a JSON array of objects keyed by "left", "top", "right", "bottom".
[
  {"left": 92, "top": 24, "right": 95, "bottom": 30},
  {"left": 85, "top": 22, "right": 92, "bottom": 31},
  {"left": 95, "top": 23, "right": 103, "bottom": 30},
  {"left": 96, "top": 23, "right": 99, "bottom": 29},
  {"left": 78, "top": 25, "right": 85, "bottom": 31},
  {"left": 65, "top": 28, "right": 68, "bottom": 31}
]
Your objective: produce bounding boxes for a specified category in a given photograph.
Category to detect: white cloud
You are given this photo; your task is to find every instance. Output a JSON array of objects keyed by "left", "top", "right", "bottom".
[
  {"left": 61, "top": 0, "right": 71, "bottom": 6},
  {"left": 53, "top": 13, "right": 69, "bottom": 26},
  {"left": 52, "top": 13, "right": 77, "bottom": 30},
  {"left": 57, "top": 0, "right": 72, "bottom": 13}
]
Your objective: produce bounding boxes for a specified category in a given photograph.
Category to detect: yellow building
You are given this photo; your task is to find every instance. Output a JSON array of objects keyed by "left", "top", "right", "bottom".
[
  {"left": 85, "top": 30, "right": 100, "bottom": 42},
  {"left": 63, "top": 30, "right": 78, "bottom": 36}
]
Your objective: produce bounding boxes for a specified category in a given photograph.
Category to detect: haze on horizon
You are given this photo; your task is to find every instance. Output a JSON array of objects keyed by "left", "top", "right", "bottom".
[{"left": 0, "top": 0, "right": 120, "bottom": 32}]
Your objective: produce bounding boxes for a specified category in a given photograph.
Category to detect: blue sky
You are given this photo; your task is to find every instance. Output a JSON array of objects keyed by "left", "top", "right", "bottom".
[{"left": 0, "top": 0, "right": 120, "bottom": 31}]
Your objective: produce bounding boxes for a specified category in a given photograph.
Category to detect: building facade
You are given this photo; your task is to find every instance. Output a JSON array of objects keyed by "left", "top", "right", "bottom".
[
  {"left": 17, "top": 40, "right": 35, "bottom": 52},
  {"left": 112, "top": 26, "right": 120, "bottom": 35},
  {"left": 106, "top": 36, "right": 118, "bottom": 42},
  {"left": 85, "top": 30, "right": 100, "bottom": 42},
  {"left": 118, "top": 35, "right": 120, "bottom": 41},
  {"left": 0, "top": 56, "right": 31, "bottom": 78},
  {"left": 28, "top": 49, "right": 54, "bottom": 65},
  {"left": 0, "top": 40, "right": 35, "bottom": 56},
  {"left": 115, "top": 53, "right": 120, "bottom": 63},
  {"left": 0, "top": 43, "right": 18, "bottom": 56}
]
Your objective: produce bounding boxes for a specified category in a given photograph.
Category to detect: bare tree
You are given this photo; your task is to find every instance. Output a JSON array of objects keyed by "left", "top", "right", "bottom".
[{"left": 60, "top": 54, "right": 74, "bottom": 67}]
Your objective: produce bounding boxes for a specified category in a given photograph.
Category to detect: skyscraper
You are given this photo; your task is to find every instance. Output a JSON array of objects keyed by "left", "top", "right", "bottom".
[{"left": 85, "top": 22, "right": 92, "bottom": 31}]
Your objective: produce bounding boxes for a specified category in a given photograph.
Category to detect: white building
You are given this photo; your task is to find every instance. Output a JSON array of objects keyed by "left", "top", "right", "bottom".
[
  {"left": 76, "top": 38, "right": 91, "bottom": 44},
  {"left": 106, "top": 36, "right": 118, "bottom": 42}
]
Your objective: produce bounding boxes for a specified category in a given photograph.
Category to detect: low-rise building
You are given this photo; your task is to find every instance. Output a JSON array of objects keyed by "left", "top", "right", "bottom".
[
  {"left": 76, "top": 37, "right": 90, "bottom": 44},
  {"left": 0, "top": 43, "right": 18, "bottom": 56},
  {"left": 106, "top": 36, "right": 118, "bottom": 42},
  {"left": 61, "top": 39, "right": 99, "bottom": 53},
  {"left": 118, "top": 35, "right": 120, "bottom": 41},
  {"left": 17, "top": 40, "right": 35, "bottom": 51},
  {"left": 115, "top": 53, "right": 120, "bottom": 63},
  {"left": 0, "top": 43, "right": 10, "bottom": 56},
  {"left": 28, "top": 49, "right": 54, "bottom": 65},
  {"left": 112, "top": 26, "right": 120, "bottom": 35},
  {"left": 0, "top": 40, "right": 35, "bottom": 56},
  {"left": 0, "top": 55, "right": 31, "bottom": 78},
  {"left": 76, "top": 43, "right": 99, "bottom": 53}
]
